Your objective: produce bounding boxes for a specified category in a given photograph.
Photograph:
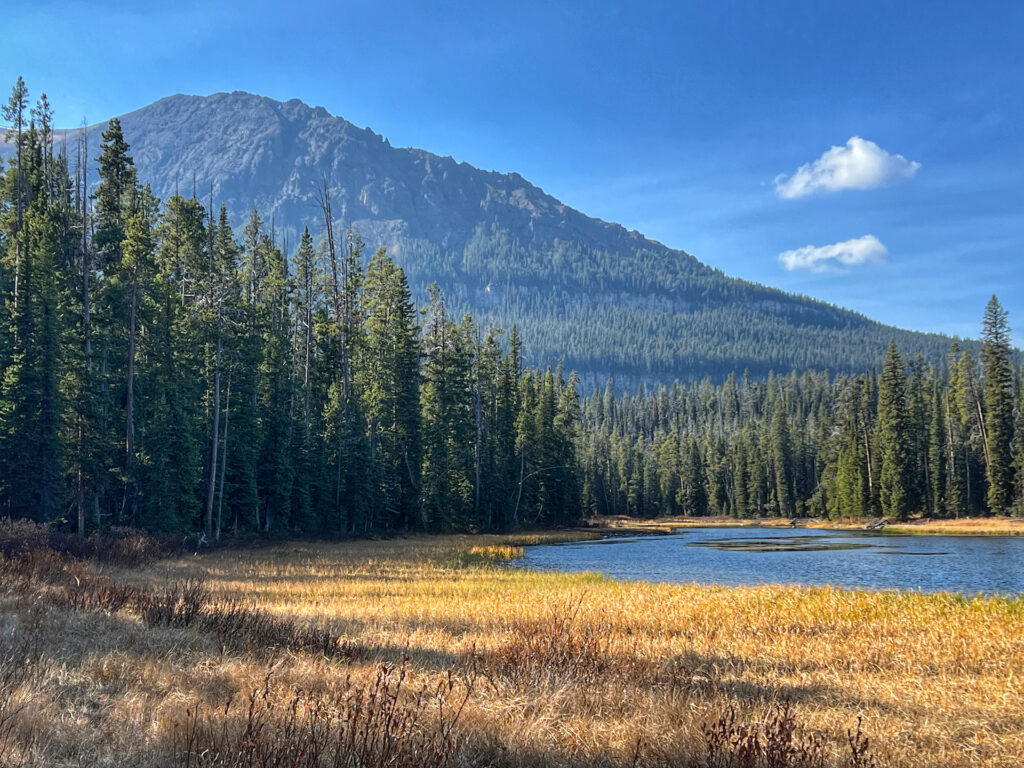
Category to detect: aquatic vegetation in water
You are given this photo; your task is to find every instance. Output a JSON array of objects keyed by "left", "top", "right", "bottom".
[{"left": 688, "top": 536, "right": 874, "bottom": 553}]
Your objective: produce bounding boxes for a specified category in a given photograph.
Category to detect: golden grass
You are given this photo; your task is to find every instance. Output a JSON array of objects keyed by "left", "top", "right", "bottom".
[
  {"left": 597, "top": 514, "right": 1024, "bottom": 536},
  {"left": 881, "top": 517, "right": 1024, "bottom": 536},
  {"left": 3, "top": 532, "right": 1023, "bottom": 766}
]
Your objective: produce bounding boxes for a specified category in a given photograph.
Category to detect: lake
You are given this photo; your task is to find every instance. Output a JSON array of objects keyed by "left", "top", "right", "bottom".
[{"left": 519, "top": 527, "right": 1024, "bottom": 595}]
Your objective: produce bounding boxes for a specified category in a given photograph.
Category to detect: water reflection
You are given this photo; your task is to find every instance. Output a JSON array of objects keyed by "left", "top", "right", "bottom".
[{"left": 519, "top": 527, "right": 1024, "bottom": 595}]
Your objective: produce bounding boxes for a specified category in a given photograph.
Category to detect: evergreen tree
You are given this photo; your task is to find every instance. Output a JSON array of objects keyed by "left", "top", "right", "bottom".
[
  {"left": 92, "top": 119, "right": 136, "bottom": 269},
  {"left": 980, "top": 296, "right": 1015, "bottom": 513},
  {"left": 1013, "top": 393, "right": 1024, "bottom": 516},
  {"left": 927, "top": 379, "right": 948, "bottom": 517},
  {"left": 206, "top": 204, "right": 240, "bottom": 538},
  {"left": 0, "top": 117, "right": 65, "bottom": 520},
  {"left": 833, "top": 378, "right": 870, "bottom": 519},
  {"left": 1, "top": 77, "right": 29, "bottom": 313},
  {"left": 91, "top": 118, "right": 139, "bottom": 524},
  {"left": 289, "top": 227, "right": 319, "bottom": 532},
  {"left": 119, "top": 208, "right": 156, "bottom": 525},
  {"left": 358, "top": 249, "right": 421, "bottom": 529},
  {"left": 770, "top": 402, "right": 795, "bottom": 517},
  {"left": 950, "top": 347, "right": 986, "bottom": 514},
  {"left": 877, "top": 342, "right": 913, "bottom": 521},
  {"left": 255, "top": 233, "right": 293, "bottom": 533},
  {"left": 420, "top": 285, "right": 473, "bottom": 529},
  {"left": 677, "top": 435, "right": 707, "bottom": 515}
]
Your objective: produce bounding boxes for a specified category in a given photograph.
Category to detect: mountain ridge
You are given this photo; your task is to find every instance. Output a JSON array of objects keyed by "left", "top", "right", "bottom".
[{"left": 7, "top": 90, "right": 971, "bottom": 385}]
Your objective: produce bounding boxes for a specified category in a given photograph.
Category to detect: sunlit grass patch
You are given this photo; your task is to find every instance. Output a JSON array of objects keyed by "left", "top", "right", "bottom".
[{"left": 447, "top": 544, "right": 526, "bottom": 568}]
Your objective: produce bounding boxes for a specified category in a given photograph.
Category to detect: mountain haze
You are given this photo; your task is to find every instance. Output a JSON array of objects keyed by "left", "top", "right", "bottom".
[{"left": 39, "top": 91, "right": 966, "bottom": 385}]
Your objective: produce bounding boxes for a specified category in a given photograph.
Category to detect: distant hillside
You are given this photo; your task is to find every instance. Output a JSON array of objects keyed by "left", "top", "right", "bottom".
[{"left": 19, "top": 91, "right": 970, "bottom": 386}]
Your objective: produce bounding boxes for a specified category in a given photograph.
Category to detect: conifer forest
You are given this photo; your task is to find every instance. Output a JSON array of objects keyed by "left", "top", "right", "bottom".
[{"left": 1, "top": 79, "right": 1022, "bottom": 539}]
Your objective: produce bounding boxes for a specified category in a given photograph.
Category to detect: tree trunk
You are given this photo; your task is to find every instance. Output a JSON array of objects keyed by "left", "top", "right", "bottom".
[
  {"left": 475, "top": 361, "right": 482, "bottom": 527},
  {"left": 99, "top": 339, "right": 109, "bottom": 526},
  {"left": 513, "top": 449, "right": 526, "bottom": 528},
  {"left": 79, "top": 129, "right": 93, "bottom": 535},
  {"left": 862, "top": 423, "right": 874, "bottom": 497},
  {"left": 125, "top": 284, "right": 139, "bottom": 525},
  {"left": 944, "top": 394, "right": 958, "bottom": 519},
  {"left": 216, "top": 375, "right": 231, "bottom": 540},
  {"left": 303, "top": 304, "right": 312, "bottom": 441},
  {"left": 964, "top": 443, "right": 971, "bottom": 516},
  {"left": 317, "top": 178, "right": 347, "bottom": 533},
  {"left": 975, "top": 395, "right": 990, "bottom": 468},
  {"left": 204, "top": 316, "right": 223, "bottom": 538},
  {"left": 13, "top": 100, "right": 23, "bottom": 312},
  {"left": 77, "top": 463, "right": 85, "bottom": 536}
]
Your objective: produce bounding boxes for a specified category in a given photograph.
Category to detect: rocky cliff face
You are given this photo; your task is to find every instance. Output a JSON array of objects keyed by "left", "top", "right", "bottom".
[{"left": 77, "top": 91, "right": 658, "bottom": 258}]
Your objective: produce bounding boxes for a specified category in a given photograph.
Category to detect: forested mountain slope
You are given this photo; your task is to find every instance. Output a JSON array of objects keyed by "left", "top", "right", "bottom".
[{"left": 27, "top": 91, "right": 966, "bottom": 385}]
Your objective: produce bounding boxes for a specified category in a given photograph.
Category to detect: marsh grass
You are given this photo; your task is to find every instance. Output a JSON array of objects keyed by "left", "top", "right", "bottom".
[
  {"left": 447, "top": 545, "right": 526, "bottom": 568},
  {"left": 170, "top": 658, "right": 469, "bottom": 768},
  {"left": 1, "top": 523, "right": 1022, "bottom": 766},
  {"left": 881, "top": 517, "right": 1024, "bottom": 536},
  {"left": 603, "top": 515, "right": 1024, "bottom": 537}
]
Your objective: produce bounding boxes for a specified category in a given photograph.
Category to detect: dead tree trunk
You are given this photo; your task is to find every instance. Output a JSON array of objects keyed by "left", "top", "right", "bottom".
[
  {"left": 205, "top": 314, "right": 224, "bottom": 538},
  {"left": 125, "top": 283, "right": 139, "bottom": 525}
]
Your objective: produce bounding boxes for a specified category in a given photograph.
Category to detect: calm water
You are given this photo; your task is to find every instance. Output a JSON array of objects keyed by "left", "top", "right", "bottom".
[{"left": 519, "top": 527, "right": 1024, "bottom": 595}]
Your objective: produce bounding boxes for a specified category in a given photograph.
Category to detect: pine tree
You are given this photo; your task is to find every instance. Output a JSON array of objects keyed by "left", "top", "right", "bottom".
[
  {"left": 980, "top": 296, "right": 1014, "bottom": 513},
  {"left": 490, "top": 326, "right": 522, "bottom": 529},
  {"left": 90, "top": 118, "right": 139, "bottom": 524},
  {"left": 420, "top": 285, "right": 473, "bottom": 529},
  {"left": 137, "top": 194, "right": 205, "bottom": 531},
  {"left": 2, "top": 78, "right": 29, "bottom": 313},
  {"left": 1, "top": 185, "right": 60, "bottom": 521},
  {"left": 770, "top": 402, "right": 795, "bottom": 517},
  {"left": 927, "top": 379, "right": 948, "bottom": 517},
  {"left": 677, "top": 435, "right": 707, "bottom": 515},
  {"left": 906, "top": 357, "right": 930, "bottom": 513},
  {"left": 0, "top": 103, "right": 66, "bottom": 522},
  {"left": 950, "top": 347, "right": 985, "bottom": 514},
  {"left": 1012, "top": 392, "right": 1024, "bottom": 516},
  {"left": 877, "top": 342, "right": 913, "bottom": 521},
  {"left": 205, "top": 204, "right": 239, "bottom": 538},
  {"left": 859, "top": 374, "right": 880, "bottom": 514},
  {"left": 833, "top": 378, "right": 869, "bottom": 519},
  {"left": 93, "top": 119, "right": 136, "bottom": 269},
  {"left": 255, "top": 233, "right": 294, "bottom": 533},
  {"left": 359, "top": 249, "right": 421, "bottom": 529},
  {"left": 119, "top": 208, "right": 156, "bottom": 525},
  {"left": 656, "top": 432, "right": 681, "bottom": 516},
  {"left": 289, "top": 227, "right": 318, "bottom": 532}
]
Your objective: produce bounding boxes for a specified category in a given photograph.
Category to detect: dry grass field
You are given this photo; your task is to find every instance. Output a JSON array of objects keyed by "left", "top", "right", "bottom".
[{"left": 1, "top": 526, "right": 1022, "bottom": 767}]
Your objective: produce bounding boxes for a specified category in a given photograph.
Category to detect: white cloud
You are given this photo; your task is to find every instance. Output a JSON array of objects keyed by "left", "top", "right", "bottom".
[
  {"left": 774, "top": 137, "right": 920, "bottom": 199},
  {"left": 778, "top": 235, "right": 888, "bottom": 272}
]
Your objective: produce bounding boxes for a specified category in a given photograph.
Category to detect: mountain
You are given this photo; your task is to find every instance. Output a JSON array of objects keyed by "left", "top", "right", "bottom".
[{"left": 26, "top": 92, "right": 968, "bottom": 386}]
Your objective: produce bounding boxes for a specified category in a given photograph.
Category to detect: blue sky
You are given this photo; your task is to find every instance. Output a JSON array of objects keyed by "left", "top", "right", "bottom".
[{"left": 6, "top": 0, "right": 1023, "bottom": 343}]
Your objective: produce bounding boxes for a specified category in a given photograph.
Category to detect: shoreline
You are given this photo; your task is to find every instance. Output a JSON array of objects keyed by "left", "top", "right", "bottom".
[
  {"left": 510, "top": 529, "right": 1024, "bottom": 601},
  {"left": 586, "top": 514, "right": 1024, "bottom": 537}
]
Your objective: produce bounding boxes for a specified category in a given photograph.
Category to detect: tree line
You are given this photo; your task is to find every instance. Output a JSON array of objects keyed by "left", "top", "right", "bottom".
[
  {"left": 0, "top": 79, "right": 580, "bottom": 537},
  {"left": 579, "top": 303, "right": 1022, "bottom": 521},
  {"left": 391, "top": 223, "right": 970, "bottom": 389},
  {"left": 2, "top": 80, "right": 1020, "bottom": 536}
]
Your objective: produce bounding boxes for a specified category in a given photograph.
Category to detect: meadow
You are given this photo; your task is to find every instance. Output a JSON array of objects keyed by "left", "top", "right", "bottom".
[{"left": 1, "top": 525, "right": 1022, "bottom": 767}]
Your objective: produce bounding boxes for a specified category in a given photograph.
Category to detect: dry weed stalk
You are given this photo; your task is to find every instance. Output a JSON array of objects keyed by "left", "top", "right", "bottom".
[{"left": 172, "top": 657, "right": 470, "bottom": 768}]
